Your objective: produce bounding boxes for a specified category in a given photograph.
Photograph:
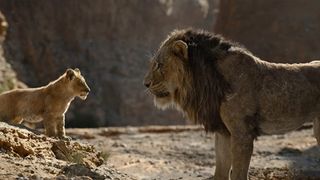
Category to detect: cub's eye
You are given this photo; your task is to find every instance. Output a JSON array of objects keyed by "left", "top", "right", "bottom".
[{"left": 77, "top": 79, "right": 83, "bottom": 85}]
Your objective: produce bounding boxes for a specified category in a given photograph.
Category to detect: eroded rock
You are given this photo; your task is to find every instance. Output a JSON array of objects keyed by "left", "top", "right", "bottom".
[
  {"left": 0, "top": 122, "right": 103, "bottom": 168},
  {"left": 0, "top": 122, "right": 132, "bottom": 179}
]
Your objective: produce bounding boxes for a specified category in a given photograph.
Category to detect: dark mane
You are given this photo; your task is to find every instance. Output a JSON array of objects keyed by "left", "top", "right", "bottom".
[{"left": 170, "top": 29, "right": 237, "bottom": 132}]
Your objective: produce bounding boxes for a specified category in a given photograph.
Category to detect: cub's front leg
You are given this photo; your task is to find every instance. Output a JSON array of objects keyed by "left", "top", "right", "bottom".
[
  {"left": 43, "top": 114, "right": 70, "bottom": 140},
  {"left": 56, "top": 115, "right": 71, "bottom": 141},
  {"left": 10, "top": 116, "right": 24, "bottom": 125},
  {"left": 43, "top": 116, "right": 57, "bottom": 137}
]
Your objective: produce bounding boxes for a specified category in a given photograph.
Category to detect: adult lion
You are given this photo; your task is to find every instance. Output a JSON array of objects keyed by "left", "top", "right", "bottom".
[{"left": 143, "top": 29, "right": 320, "bottom": 180}]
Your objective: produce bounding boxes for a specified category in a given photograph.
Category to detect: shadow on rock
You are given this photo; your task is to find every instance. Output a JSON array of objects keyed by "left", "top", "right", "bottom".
[{"left": 59, "top": 164, "right": 105, "bottom": 180}]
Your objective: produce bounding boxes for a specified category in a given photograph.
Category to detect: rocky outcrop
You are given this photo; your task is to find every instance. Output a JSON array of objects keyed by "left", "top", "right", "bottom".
[
  {"left": 0, "top": 122, "right": 133, "bottom": 179},
  {"left": 0, "top": 0, "right": 219, "bottom": 127},
  {"left": 0, "top": 122, "right": 104, "bottom": 167},
  {"left": 215, "top": 0, "right": 320, "bottom": 63}
]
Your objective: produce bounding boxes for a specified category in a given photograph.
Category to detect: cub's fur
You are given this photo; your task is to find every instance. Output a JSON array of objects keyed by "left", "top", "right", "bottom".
[{"left": 0, "top": 68, "right": 90, "bottom": 139}]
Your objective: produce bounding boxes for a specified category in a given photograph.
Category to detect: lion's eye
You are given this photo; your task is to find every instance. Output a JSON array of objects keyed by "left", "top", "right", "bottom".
[{"left": 155, "top": 62, "right": 163, "bottom": 70}]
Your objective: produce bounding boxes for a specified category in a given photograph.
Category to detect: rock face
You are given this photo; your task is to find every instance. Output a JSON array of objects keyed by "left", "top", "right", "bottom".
[
  {"left": 0, "top": 11, "right": 24, "bottom": 93},
  {"left": 215, "top": 0, "right": 320, "bottom": 63},
  {"left": 0, "top": 0, "right": 219, "bottom": 127}
]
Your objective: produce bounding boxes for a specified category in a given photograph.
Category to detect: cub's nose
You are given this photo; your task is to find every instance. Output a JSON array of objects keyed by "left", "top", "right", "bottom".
[
  {"left": 84, "top": 86, "right": 91, "bottom": 93},
  {"left": 143, "top": 80, "right": 151, "bottom": 88}
]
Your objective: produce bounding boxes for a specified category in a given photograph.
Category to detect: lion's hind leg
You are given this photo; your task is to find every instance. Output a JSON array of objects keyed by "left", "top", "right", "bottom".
[{"left": 314, "top": 118, "right": 320, "bottom": 145}]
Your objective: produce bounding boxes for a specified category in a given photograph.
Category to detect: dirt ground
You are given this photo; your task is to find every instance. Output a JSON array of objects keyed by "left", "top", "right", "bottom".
[
  {"left": 71, "top": 125, "right": 320, "bottom": 180},
  {"left": 0, "top": 123, "right": 320, "bottom": 179}
]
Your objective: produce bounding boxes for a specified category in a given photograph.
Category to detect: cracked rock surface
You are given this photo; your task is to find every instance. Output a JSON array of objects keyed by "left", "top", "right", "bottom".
[{"left": 0, "top": 122, "right": 133, "bottom": 180}]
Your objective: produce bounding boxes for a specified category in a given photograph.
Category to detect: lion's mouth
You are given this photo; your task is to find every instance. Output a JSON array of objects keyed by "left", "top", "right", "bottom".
[
  {"left": 151, "top": 90, "right": 170, "bottom": 98},
  {"left": 147, "top": 83, "right": 170, "bottom": 98}
]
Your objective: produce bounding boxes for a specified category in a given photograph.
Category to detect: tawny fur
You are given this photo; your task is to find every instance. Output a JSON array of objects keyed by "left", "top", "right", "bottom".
[
  {"left": 0, "top": 68, "right": 90, "bottom": 139},
  {"left": 144, "top": 28, "right": 320, "bottom": 180}
]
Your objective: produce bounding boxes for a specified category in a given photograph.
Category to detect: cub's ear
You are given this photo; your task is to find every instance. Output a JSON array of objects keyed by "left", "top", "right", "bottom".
[
  {"left": 172, "top": 40, "right": 188, "bottom": 60},
  {"left": 74, "top": 68, "right": 81, "bottom": 74},
  {"left": 66, "top": 68, "right": 75, "bottom": 80}
]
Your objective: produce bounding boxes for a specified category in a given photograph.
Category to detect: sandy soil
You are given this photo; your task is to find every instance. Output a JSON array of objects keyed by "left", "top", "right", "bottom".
[
  {"left": 0, "top": 123, "right": 319, "bottom": 179},
  {"left": 70, "top": 125, "right": 320, "bottom": 180}
]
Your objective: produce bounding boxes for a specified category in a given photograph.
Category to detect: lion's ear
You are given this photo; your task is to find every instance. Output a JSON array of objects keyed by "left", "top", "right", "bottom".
[
  {"left": 172, "top": 40, "right": 188, "bottom": 60},
  {"left": 66, "top": 68, "right": 75, "bottom": 80}
]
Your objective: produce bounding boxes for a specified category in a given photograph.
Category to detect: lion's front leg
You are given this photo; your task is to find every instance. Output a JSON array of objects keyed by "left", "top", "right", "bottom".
[
  {"left": 314, "top": 118, "right": 320, "bottom": 145},
  {"left": 230, "top": 135, "right": 253, "bottom": 180},
  {"left": 214, "top": 132, "right": 231, "bottom": 180}
]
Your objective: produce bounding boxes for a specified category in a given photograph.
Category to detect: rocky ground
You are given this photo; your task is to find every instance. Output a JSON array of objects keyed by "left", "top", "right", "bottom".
[
  {"left": 0, "top": 122, "right": 133, "bottom": 180},
  {"left": 0, "top": 123, "right": 320, "bottom": 179}
]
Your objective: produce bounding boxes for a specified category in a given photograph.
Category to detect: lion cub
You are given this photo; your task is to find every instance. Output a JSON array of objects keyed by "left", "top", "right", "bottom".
[{"left": 0, "top": 68, "right": 90, "bottom": 140}]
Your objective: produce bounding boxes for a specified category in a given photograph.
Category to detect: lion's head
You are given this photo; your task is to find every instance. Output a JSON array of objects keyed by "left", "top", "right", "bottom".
[
  {"left": 143, "top": 37, "right": 188, "bottom": 110},
  {"left": 64, "top": 68, "right": 90, "bottom": 100},
  {"left": 144, "top": 29, "right": 232, "bottom": 132}
]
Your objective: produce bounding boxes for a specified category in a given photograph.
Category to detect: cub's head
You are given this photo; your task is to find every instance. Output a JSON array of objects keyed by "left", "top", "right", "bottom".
[
  {"left": 65, "top": 68, "right": 90, "bottom": 100},
  {"left": 143, "top": 38, "right": 188, "bottom": 109}
]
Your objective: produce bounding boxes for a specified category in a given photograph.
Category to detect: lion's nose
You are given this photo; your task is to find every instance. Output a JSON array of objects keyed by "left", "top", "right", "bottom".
[{"left": 143, "top": 80, "right": 151, "bottom": 88}]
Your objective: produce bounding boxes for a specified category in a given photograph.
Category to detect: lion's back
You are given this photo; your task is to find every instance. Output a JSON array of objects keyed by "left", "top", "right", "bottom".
[{"left": 256, "top": 61, "right": 320, "bottom": 134}]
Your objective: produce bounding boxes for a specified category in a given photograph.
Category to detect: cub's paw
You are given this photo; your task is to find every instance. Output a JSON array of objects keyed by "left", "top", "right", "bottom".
[{"left": 59, "top": 135, "right": 72, "bottom": 141}]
